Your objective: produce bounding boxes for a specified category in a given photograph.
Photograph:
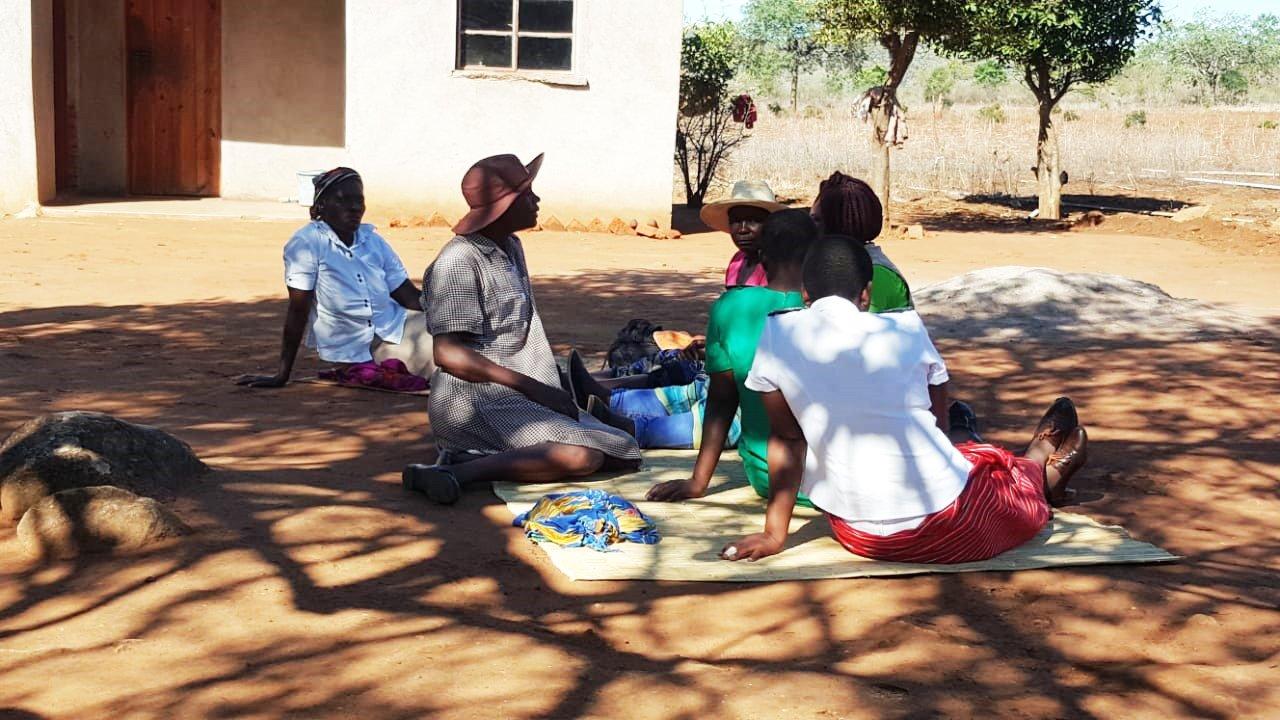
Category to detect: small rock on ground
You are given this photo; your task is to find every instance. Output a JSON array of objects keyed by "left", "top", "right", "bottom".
[
  {"left": 17, "top": 485, "right": 190, "bottom": 561},
  {"left": 1170, "top": 205, "right": 1212, "bottom": 223}
]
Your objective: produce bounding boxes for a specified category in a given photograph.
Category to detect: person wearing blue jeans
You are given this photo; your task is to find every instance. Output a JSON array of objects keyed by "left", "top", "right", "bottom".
[{"left": 570, "top": 353, "right": 741, "bottom": 450}]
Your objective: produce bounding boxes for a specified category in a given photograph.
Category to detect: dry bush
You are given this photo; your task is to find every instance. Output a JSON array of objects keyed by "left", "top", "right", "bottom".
[{"left": 678, "top": 105, "right": 1280, "bottom": 203}]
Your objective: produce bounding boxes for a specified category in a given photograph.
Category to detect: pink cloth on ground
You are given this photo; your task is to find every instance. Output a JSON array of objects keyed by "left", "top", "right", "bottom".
[
  {"left": 319, "top": 358, "right": 429, "bottom": 392},
  {"left": 724, "top": 250, "right": 768, "bottom": 288}
]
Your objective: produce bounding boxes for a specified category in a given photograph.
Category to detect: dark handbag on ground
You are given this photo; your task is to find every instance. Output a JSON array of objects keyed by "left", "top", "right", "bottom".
[{"left": 605, "top": 319, "right": 662, "bottom": 373}]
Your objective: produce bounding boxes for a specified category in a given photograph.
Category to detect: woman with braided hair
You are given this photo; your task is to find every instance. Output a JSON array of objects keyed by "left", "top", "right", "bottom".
[
  {"left": 811, "top": 172, "right": 913, "bottom": 313},
  {"left": 812, "top": 172, "right": 988, "bottom": 444},
  {"left": 237, "top": 167, "right": 432, "bottom": 388}
]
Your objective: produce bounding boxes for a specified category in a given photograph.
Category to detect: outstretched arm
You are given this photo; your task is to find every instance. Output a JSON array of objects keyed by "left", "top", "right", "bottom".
[
  {"left": 389, "top": 279, "right": 423, "bottom": 312},
  {"left": 722, "top": 389, "right": 805, "bottom": 561},
  {"left": 237, "top": 287, "right": 314, "bottom": 388},
  {"left": 433, "top": 332, "right": 578, "bottom": 418},
  {"left": 647, "top": 371, "right": 738, "bottom": 501}
]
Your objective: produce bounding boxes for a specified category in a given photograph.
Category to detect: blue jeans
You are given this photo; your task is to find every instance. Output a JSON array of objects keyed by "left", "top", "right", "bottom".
[
  {"left": 610, "top": 379, "right": 740, "bottom": 449},
  {"left": 611, "top": 377, "right": 708, "bottom": 416}
]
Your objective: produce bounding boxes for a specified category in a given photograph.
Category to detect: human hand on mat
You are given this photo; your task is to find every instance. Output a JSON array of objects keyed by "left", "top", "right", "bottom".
[
  {"left": 645, "top": 478, "right": 707, "bottom": 502},
  {"left": 720, "top": 532, "right": 783, "bottom": 562},
  {"left": 236, "top": 373, "right": 288, "bottom": 388},
  {"left": 526, "top": 382, "right": 581, "bottom": 419}
]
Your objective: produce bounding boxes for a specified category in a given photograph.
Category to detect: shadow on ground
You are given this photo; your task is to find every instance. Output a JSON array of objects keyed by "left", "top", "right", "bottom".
[
  {"left": 905, "top": 192, "right": 1197, "bottom": 235},
  {"left": 0, "top": 271, "right": 1276, "bottom": 718}
]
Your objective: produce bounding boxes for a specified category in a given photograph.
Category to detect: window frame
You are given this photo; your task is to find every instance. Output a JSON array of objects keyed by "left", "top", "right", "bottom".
[{"left": 454, "top": 0, "right": 586, "bottom": 86}]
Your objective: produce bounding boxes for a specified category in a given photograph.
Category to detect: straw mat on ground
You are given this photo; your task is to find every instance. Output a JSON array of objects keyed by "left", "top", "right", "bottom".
[{"left": 493, "top": 450, "right": 1178, "bottom": 582}]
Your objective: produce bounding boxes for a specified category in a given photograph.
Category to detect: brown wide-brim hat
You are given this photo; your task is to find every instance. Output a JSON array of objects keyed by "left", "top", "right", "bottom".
[
  {"left": 699, "top": 180, "right": 787, "bottom": 233},
  {"left": 452, "top": 153, "right": 544, "bottom": 235}
]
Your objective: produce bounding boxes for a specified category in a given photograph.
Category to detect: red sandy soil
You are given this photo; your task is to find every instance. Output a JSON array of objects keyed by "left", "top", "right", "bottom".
[{"left": 0, "top": 215, "right": 1277, "bottom": 719}]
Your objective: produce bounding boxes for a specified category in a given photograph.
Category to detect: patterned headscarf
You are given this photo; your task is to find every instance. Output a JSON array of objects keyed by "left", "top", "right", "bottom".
[{"left": 311, "top": 167, "right": 361, "bottom": 219}]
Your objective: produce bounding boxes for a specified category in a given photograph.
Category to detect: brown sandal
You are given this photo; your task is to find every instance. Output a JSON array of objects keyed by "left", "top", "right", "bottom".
[
  {"left": 1045, "top": 426, "right": 1088, "bottom": 506},
  {"left": 1026, "top": 397, "right": 1079, "bottom": 456}
]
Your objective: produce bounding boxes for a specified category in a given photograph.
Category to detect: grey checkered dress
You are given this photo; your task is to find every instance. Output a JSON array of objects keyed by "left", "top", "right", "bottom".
[{"left": 422, "top": 233, "right": 640, "bottom": 461}]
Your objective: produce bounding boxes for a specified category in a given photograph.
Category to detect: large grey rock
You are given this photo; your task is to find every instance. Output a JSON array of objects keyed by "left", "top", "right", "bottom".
[
  {"left": 17, "top": 485, "right": 190, "bottom": 560},
  {"left": 0, "top": 412, "right": 206, "bottom": 525}
]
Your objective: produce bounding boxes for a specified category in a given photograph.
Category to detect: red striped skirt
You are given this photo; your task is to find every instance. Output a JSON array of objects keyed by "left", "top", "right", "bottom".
[{"left": 826, "top": 443, "right": 1052, "bottom": 564}]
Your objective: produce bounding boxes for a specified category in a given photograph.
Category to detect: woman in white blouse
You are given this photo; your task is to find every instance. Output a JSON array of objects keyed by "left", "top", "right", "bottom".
[{"left": 237, "top": 168, "right": 431, "bottom": 388}]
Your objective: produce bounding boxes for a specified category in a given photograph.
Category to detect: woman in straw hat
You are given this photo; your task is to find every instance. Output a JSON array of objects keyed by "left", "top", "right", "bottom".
[
  {"left": 700, "top": 180, "right": 787, "bottom": 288},
  {"left": 403, "top": 154, "right": 640, "bottom": 504},
  {"left": 237, "top": 167, "right": 432, "bottom": 388}
]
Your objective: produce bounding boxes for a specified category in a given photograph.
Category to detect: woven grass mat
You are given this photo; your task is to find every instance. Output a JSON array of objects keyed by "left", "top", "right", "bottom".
[
  {"left": 493, "top": 450, "right": 1178, "bottom": 582},
  {"left": 294, "top": 376, "right": 430, "bottom": 396}
]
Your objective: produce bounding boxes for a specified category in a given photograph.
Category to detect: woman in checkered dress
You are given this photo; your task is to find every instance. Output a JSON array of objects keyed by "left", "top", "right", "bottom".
[{"left": 403, "top": 154, "right": 641, "bottom": 504}]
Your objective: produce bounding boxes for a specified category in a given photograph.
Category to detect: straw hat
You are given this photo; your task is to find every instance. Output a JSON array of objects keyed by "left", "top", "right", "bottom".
[
  {"left": 452, "top": 153, "right": 545, "bottom": 235},
  {"left": 699, "top": 180, "right": 787, "bottom": 233}
]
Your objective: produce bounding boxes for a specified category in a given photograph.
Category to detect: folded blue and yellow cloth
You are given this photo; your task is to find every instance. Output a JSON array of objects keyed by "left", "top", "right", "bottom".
[{"left": 513, "top": 489, "right": 660, "bottom": 552}]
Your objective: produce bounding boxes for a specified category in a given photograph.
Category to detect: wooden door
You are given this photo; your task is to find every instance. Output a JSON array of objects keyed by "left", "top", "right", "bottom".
[
  {"left": 53, "top": 0, "right": 77, "bottom": 193},
  {"left": 126, "top": 0, "right": 221, "bottom": 196}
]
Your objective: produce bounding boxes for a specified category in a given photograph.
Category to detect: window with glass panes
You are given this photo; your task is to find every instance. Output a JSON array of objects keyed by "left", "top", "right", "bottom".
[{"left": 458, "top": 0, "right": 574, "bottom": 72}]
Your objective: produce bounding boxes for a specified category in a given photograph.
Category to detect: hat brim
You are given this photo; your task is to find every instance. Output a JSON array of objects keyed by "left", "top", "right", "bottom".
[
  {"left": 698, "top": 198, "right": 788, "bottom": 233},
  {"left": 452, "top": 154, "right": 545, "bottom": 235}
]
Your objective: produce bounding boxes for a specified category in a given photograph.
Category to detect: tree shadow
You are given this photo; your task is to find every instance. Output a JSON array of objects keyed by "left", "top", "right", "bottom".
[
  {"left": 966, "top": 192, "right": 1193, "bottom": 215},
  {"left": 0, "top": 268, "right": 1276, "bottom": 718},
  {"left": 904, "top": 192, "right": 1196, "bottom": 235}
]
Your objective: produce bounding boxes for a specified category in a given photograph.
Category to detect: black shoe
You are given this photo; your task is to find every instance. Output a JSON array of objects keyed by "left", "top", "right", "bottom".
[
  {"left": 558, "top": 364, "right": 578, "bottom": 408},
  {"left": 587, "top": 395, "right": 636, "bottom": 437},
  {"left": 948, "top": 400, "right": 983, "bottom": 443},
  {"left": 402, "top": 464, "right": 462, "bottom": 505},
  {"left": 567, "top": 349, "right": 592, "bottom": 410}
]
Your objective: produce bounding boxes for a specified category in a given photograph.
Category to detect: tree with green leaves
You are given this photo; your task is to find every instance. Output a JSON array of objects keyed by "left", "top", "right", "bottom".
[
  {"left": 853, "top": 64, "right": 888, "bottom": 90},
  {"left": 1159, "top": 13, "right": 1280, "bottom": 105},
  {"left": 944, "top": 1, "right": 1160, "bottom": 220},
  {"left": 813, "top": 0, "right": 963, "bottom": 223},
  {"left": 924, "top": 62, "right": 960, "bottom": 113},
  {"left": 742, "top": 0, "right": 819, "bottom": 110},
  {"left": 676, "top": 23, "right": 749, "bottom": 207},
  {"left": 972, "top": 59, "right": 1007, "bottom": 89},
  {"left": 741, "top": 0, "right": 865, "bottom": 111},
  {"left": 679, "top": 22, "right": 742, "bottom": 116}
]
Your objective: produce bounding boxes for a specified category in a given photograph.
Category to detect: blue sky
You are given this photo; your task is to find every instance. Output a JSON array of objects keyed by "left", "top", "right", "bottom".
[{"left": 683, "top": 0, "right": 1276, "bottom": 23}]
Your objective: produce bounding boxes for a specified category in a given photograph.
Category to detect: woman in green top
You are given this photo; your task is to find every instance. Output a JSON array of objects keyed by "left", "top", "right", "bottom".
[
  {"left": 812, "top": 172, "right": 912, "bottom": 313},
  {"left": 647, "top": 209, "right": 817, "bottom": 504}
]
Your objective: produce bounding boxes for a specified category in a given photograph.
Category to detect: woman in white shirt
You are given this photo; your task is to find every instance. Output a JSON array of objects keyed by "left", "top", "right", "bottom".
[
  {"left": 721, "top": 236, "right": 1089, "bottom": 564},
  {"left": 237, "top": 168, "right": 431, "bottom": 388}
]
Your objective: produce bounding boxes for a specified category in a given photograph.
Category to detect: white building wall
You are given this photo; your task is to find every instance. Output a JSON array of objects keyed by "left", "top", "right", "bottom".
[
  {"left": 220, "top": 0, "right": 351, "bottom": 200},
  {"left": 5, "top": 0, "right": 682, "bottom": 222},
  {"left": 0, "top": 0, "right": 52, "bottom": 213},
  {"left": 223, "top": 0, "right": 683, "bottom": 224}
]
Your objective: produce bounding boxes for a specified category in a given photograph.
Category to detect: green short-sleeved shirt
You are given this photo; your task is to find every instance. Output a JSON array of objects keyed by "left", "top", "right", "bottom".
[
  {"left": 705, "top": 286, "right": 810, "bottom": 505},
  {"left": 870, "top": 264, "right": 912, "bottom": 313}
]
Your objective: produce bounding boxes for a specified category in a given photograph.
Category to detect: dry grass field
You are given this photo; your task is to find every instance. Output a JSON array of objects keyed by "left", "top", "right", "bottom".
[{"left": 709, "top": 105, "right": 1280, "bottom": 202}]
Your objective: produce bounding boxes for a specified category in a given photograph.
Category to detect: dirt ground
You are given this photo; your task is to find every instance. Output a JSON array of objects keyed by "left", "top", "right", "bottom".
[
  {"left": 889, "top": 182, "right": 1280, "bottom": 261},
  {"left": 0, "top": 212, "right": 1277, "bottom": 719}
]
